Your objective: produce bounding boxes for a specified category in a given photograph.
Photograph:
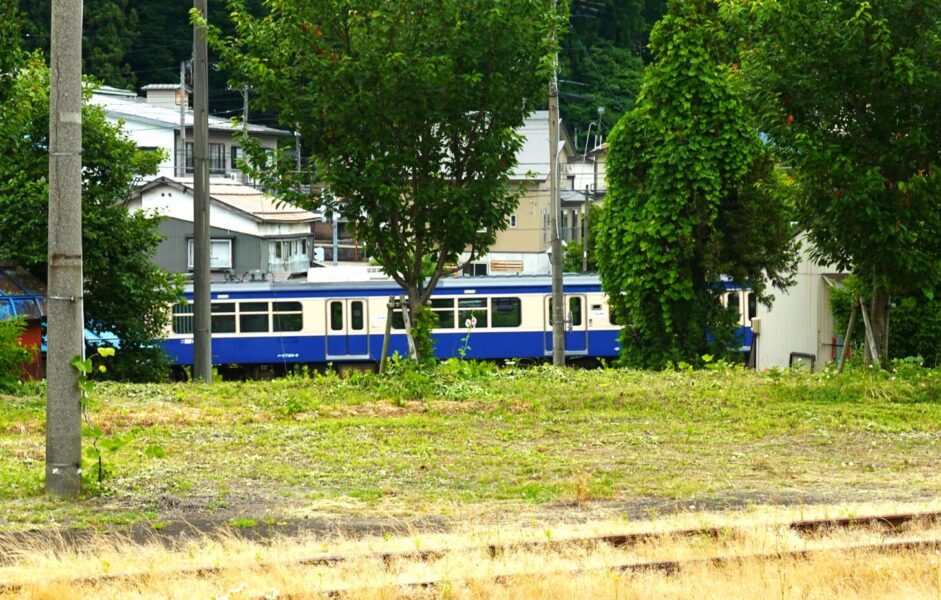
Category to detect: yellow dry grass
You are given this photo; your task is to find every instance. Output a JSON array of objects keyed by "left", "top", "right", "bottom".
[{"left": 2, "top": 501, "right": 941, "bottom": 599}]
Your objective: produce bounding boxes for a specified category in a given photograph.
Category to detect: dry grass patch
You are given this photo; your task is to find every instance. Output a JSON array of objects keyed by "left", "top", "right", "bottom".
[{"left": 2, "top": 502, "right": 941, "bottom": 599}]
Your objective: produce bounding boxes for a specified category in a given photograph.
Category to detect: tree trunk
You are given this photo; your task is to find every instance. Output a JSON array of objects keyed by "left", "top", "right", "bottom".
[
  {"left": 406, "top": 282, "right": 422, "bottom": 361},
  {"left": 866, "top": 285, "right": 891, "bottom": 366}
]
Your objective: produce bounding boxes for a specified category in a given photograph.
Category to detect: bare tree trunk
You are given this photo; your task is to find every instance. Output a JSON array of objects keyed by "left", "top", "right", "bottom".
[
  {"left": 866, "top": 285, "right": 890, "bottom": 366},
  {"left": 406, "top": 283, "right": 422, "bottom": 361}
]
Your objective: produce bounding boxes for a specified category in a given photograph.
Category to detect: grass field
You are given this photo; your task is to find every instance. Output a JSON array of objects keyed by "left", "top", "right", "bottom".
[{"left": 1, "top": 361, "right": 940, "bottom": 532}]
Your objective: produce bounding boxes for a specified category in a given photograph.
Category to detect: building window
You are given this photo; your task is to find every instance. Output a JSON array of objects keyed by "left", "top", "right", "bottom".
[
  {"left": 462, "top": 262, "right": 488, "bottom": 276},
  {"left": 231, "top": 146, "right": 243, "bottom": 170},
  {"left": 508, "top": 214, "right": 518, "bottom": 228},
  {"left": 209, "top": 143, "right": 226, "bottom": 174},
  {"left": 187, "top": 238, "right": 233, "bottom": 269},
  {"left": 268, "top": 238, "right": 310, "bottom": 273},
  {"left": 185, "top": 143, "right": 226, "bottom": 174}
]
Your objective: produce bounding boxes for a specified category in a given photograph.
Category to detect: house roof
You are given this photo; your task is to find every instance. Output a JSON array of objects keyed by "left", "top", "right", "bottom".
[
  {"left": 510, "top": 111, "right": 576, "bottom": 182},
  {"left": 90, "top": 91, "right": 293, "bottom": 137},
  {"left": 141, "top": 83, "right": 187, "bottom": 92},
  {"left": 0, "top": 266, "right": 46, "bottom": 297},
  {"left": 132, "top": 177, "right": 321, "bottom": 224}
]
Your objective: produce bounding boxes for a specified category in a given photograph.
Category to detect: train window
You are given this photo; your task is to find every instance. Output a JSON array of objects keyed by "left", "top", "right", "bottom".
[
  {"left": 747, "top": 293, "right": 757, "bottom": 323},
  {"left": 350, "top": 301, "right": 365, "bottom": 331},
  {"left": 239, "top": 302, "right": 269, "bottom": 333},
  {"left": 273, "top": 302, "right": 303, "bottom": 332},
  {"left": 491, "top": 297, "right": 521, "bottom": 328},
  {"left": 171, "top": 302, "right": 193, "bottom": 334},
  {"left": 329, "top": 301, "right": 344, "bottom": 331},
  {"left": 609, "top": 309, "right": 621, "bottom": 326},
  {"left": 726, "top": 292, "right": 741, "bottom": 323},
  {"left": 430, "top": 298, "right": 455, "bottom": 329},
  {"left": 210, "top": 302, "right": 236, "bottom": 333},
  {"left": 568, "top": 297, "right": 583, "bottom": 326},
  {"left": 241, "top": 302, "right": 268, "bottom": 312},
  {"left": 458, "top": 297, "right": 488, "bottom": 328},
  {"left": 391, "top": 311, "right": 405, "bottom": 330}
]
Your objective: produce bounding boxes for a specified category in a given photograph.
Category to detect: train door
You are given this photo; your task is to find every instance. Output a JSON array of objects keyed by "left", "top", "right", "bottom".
[
  {"left": 325, "top": 298, "right": 369, "bottom": 359},
  {"left": 543, "top": 295, "right": 589, "bottom": 355}
]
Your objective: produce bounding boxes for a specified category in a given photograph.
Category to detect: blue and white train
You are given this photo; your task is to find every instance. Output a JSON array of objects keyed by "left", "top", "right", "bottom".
[{"left": 162, "top": 274, "right": 623, "bottom": 375}]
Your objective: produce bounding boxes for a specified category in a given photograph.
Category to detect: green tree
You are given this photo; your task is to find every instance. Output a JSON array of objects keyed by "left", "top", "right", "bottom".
[
  {"left": 831, "top": 276, "right": 941, "bottom": 368},
  {"left": 562, "top": 202, "right": 603, "bottom": 272},
  {"left": 560, "top": 0, "right": 668, "bottom": 152},
  {"left": 211, "top": 0, "right": 563, "bottom": 357},
  {"left": 0, "top": 41, "right": 181, "bottom": 380},
  {"left": 595, "top": 0, "right": 794, "bottom": 369},
  {"left": 0, "top": 318, "right": 32, "bottom": 393},
  {"left": 741, "top": 0, "right": 941, "bottom": 365},
  {"left": 18, "top": 0, "right": 140, "bottom": 89}
]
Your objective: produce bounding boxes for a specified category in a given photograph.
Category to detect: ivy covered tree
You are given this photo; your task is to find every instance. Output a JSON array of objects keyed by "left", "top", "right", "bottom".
[
  {"left": 211, "top": 0, "right": 563, "bottom": 357},
  {"left": 0, "top": 19, "right": 181, "bottom": 381},
  {"left": 741, "top": 0, "right": 941, "bottom": 365},
  {"left": 595, "top": 0, "right": 794, "bottom": 369}
]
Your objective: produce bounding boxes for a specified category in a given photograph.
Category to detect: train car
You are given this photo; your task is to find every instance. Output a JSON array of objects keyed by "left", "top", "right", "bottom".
[
  {"left": 719, "top": 283, "right": 758, "bottom": 354},
  {"left": 162, "top": 274, "right": 622, "bottom": 375}
]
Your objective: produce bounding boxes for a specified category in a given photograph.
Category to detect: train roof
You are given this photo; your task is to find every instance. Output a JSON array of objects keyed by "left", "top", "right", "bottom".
[{"left": 183, "top": 274, "right": 603, "bottom": 298}]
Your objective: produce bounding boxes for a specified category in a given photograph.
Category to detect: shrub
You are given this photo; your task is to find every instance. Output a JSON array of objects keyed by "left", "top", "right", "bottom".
[{"left": 0, "top": 318, "right": 33, "bottom": 393}]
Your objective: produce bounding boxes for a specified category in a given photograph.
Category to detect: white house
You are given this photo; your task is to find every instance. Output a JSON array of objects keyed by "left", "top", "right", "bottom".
[
  {"left": 91, "top": 84, "right": 294, "bottom": 184},
  {"left": 127, "top": 177, "right": 321, "bottom": 281}
]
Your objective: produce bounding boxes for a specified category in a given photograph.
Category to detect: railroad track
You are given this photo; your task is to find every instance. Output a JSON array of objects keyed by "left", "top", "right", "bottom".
[{"left": 2, "top": 510, "right": 939, "bottom": 597}]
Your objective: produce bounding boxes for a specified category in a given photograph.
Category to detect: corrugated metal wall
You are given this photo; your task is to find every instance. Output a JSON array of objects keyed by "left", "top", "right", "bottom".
[{"left": 154, "top": 218, "right": 267, "bottom": 274}]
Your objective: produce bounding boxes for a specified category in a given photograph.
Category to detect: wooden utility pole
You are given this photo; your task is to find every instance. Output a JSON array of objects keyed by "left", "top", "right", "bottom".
[
  {"left": 46, "top": 0, "right": 84, "bottom": 498},
  {"left": 192, "top": 0, "right": 213, "bottom": 382},
  {"left": 549, "top": 41, "right": 565, "bottom": 367}
]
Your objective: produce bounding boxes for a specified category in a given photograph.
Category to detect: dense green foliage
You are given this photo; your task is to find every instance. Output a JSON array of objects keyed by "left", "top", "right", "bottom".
[
  {"left": 741, "top": 0, "right": 941, "bottom": 363},
  {"left": 18, "top": 0, "right": 139, "bottom": 89},
  {"left": 0, "top": 24, "right": 181, "bottom": 381},
  {"left": 0, "top": 319, "right": 31, "bottom": 394},
  {"left": 559, "top": 0, "right": 667, "bottom": 152},
  {"left": 832, "top": 276, "right": 941, "bottom": 368},
  {"left": 212, "top": 0, "right": 563, "bottom": 356},
  {"left": 596, "top": 0, "right": 794, "bottom": 369}
]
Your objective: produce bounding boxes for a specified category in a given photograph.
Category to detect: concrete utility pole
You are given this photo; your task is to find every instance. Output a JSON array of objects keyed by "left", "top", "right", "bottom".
[
  {"left": 179, "top": 61, "right": 187, "bottom": 177},
  {"left": 192, "top": 0, "right": 213, "bottom": 382},
  {"left": 46, "top": 0, "right": 84, "bottom": 498},
  {"left": 582, "top": 185, "right": 590, "bottom": 272},
  {"left": 549, "top": 64, "right": 565, "bottom": 367}
]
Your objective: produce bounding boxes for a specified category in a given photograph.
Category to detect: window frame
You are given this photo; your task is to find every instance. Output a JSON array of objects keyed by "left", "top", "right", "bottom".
[{"left": 187, "top": 238, "right": 233, "bottom": 270}]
